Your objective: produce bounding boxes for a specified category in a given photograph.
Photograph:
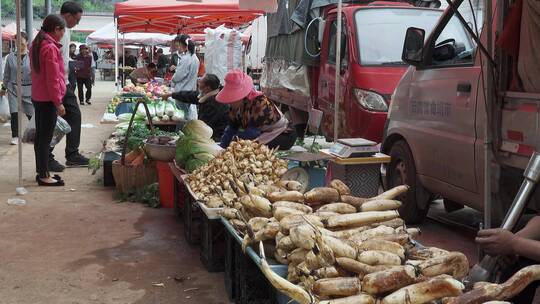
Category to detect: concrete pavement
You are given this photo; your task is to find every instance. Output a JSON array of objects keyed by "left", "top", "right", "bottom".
[{"left": 0, "top": 81, "right": 228, "bottom": 304}]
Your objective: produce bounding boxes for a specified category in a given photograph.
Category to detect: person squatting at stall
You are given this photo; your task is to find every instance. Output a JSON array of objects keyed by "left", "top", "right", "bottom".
[
  {"left": 30, "top": 14, "right": 67, "bottom": 186},
  {"left": 2, "top": 32, "right": 34, "bottom": 145},
  {"left": 476, "top": 216, "right": 540, "bottom": 303},
  {"left": 161, "top": 74, "right": 228, "bottom": 141},
  {"left": 129, "top": 63, "right": 157, "bottom": 84},
  {"left": 216, "top": 70, "right": 297, "bottom": 150}
]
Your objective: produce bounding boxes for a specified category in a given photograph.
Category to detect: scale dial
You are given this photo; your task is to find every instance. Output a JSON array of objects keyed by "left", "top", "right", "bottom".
[{"left": 281, "top": 167, "right": 310, "bottom": 193}]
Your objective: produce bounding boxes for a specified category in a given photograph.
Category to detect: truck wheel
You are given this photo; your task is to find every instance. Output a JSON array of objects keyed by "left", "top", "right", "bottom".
[{"left": 386, "top": 140, "right": 429, "bottom": 224}]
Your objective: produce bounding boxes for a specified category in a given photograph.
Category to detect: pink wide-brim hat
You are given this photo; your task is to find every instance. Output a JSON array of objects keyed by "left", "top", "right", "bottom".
[{"left": 216, "top": 70, "right": 254, "bottom": 104}]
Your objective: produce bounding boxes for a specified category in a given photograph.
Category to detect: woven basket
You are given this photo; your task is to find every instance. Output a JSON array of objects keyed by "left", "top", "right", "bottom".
[
  {"left": 112, "top": 101, "right": 158, "bottom": 194},
  {"left": 112, "top": 160, "right": 157, "bottom": 194}
]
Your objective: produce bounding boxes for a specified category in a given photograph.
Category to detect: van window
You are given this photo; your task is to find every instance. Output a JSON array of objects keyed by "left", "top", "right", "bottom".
[
  {"left": 328, "top": 19, "right": 348, "bottom": 67},
  {"left": 355, "top": 8, "right": 444, "bottom": 66},
  {"left": 431, "top": 1, "right": 483, "bottom": 66}
]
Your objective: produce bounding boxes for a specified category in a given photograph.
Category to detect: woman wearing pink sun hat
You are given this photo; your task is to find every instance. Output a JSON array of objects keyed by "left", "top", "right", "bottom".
[{"left": 216, "top": 70, "right": 297, "bottom": 149}]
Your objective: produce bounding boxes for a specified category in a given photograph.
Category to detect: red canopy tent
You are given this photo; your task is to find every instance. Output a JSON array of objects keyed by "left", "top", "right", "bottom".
[{"left": 114, "top": 0, "right": 265, "bottom": 34}]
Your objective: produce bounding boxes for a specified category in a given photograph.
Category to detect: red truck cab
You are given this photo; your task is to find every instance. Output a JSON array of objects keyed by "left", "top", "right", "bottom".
[{"left": 263, "top": 2, "right": 445, "bottom": 143}]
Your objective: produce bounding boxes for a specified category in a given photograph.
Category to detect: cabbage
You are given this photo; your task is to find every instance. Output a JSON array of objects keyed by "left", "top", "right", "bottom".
[
  {"left": 193, "top": 152, "right": 214, "bottom": 162},
  {"left": 155, "top": 102, "right": 165, "bottom": 117},
  {"left": 171, "top": 107, "right": 184, "bottom": 122},
  {"left": 175, "top": 135, "right": 221, "bottom": 166},
  {"left": 162, "top": 114, "right": 170, "bottom": 121},
  {"left": 175, "top": 137, "right": 191, "bottom": 164},
  {"left": 117, "top": 113, "right": 133, "bottom": 122},
  {"left": 165, "top": 103, "right": 176, "bottom": 117},
  {"left": 186, "top": 158, "right": 207, "bottom": 172},
  {"left": 148, "top": 103, "right": 156, "bottom": 117},
  {"left": 183, "top": 120, "right": 213, "bottom": 139},
  {"left": 136, "top": 103, "right": 146, "bottom": 116}
]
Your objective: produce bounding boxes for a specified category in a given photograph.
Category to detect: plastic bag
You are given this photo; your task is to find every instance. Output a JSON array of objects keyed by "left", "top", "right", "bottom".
[
  {"left": 22, "top": 115, "right": 72, "bottom": 146},
  {"left": 51, "top": 116, "right": 72, "bottom": 147},
  {"left": 22, "top": 115, "right": 36, "bottom": 143},
  {"left": 0, "top": 96, "right": 9, "bottom": 123}
]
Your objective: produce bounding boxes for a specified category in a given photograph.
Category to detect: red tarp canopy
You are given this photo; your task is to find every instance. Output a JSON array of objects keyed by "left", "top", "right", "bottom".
[{"left": 114, "top": 0, "right": 264, "bottom": 34}]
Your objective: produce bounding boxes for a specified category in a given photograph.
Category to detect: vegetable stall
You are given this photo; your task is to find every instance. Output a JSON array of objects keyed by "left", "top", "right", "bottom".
[
  {"left": 96, "top": 98, "right": 540, "bottom": 303},
  {"left": 88, "top": 1, "right": 539, "bottom": 303}
]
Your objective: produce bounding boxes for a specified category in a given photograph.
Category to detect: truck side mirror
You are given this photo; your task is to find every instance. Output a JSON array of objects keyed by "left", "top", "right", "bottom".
[{"left": 402, "top": 27, "right": 425, "bottom": 66}]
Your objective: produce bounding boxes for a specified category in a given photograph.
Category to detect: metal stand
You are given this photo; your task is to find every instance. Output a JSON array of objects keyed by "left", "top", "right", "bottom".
[{"left": 466, "top": 152, "right": 540, "bottom": 286}]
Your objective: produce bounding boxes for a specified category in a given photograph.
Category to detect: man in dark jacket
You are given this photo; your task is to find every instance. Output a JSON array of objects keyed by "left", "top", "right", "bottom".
[
  {"left": 156, "top": 48, "right": 169, "bottom": 77},
  {"left": 162, "top": 74, "right": 228, "bottom": 141},
  {"left": 75, "top": 44, "right": 93, "bottom": 105}
]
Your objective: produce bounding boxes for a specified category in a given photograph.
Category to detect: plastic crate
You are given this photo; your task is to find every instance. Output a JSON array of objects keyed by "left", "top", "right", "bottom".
[
  {"left": 235, "top": 243, "right": 276, "bottom": 304},
  {"left": 200, "top": 213, "right": 225, "bottom": 272},
  {"left": 182, "top": 192, "right": 201, "bottom": 245},
  {"left": 328, "top": 161, "right": 381, "bottom": 198},
  {"left": 114, "top": 102, "right": 135, "bottom": 116},
  {"left": 173, "top": 179, "right": 184, "bottom": 218},
  {"left": 171, "top": 165, "right": 187, "bottom": 219},
  {"left": 224, "top": 227, "right": 237, "bottom": 301},
  {"left": 103, "top": 151, "right": 121, "bottom": 187}
]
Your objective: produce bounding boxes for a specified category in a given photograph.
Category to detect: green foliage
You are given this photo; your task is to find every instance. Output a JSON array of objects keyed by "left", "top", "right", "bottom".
[
  {"left": 70, "top": 31, "right": 89, "bottom": 43},
  {"left": 2, "top": 0, "right": 118, "bottom": 19},
  {"left": 119, "top": 122, "right": 177, "bottom": 152},
  {"left": 115, "top": 183, "right": 160, "bottom": 208}
]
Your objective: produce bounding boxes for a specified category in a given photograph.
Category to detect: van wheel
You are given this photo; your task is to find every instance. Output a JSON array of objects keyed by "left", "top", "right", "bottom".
[{"left": 386, "top": 140, "right": 429, "bottom": 224}]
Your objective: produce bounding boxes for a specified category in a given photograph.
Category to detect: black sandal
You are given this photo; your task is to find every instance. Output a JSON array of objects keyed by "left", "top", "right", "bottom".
[{"left": 36, "top": 175, "right": 65, "bottom": 187}]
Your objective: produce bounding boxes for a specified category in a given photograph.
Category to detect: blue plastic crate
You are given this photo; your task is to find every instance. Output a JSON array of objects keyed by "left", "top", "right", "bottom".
[{"left": 114, "top": 102, "right": 136, "bottom": 116}]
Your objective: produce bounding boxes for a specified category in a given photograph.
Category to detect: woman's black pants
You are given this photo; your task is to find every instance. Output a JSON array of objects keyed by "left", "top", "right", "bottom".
[{"left": 32, "top": 101, "right": 57, "bottom": 178}]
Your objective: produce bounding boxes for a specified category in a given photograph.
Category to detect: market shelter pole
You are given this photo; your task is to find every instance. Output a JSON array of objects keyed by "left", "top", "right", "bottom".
[
  {"left": 114, "top": 17, "right": 119, "bottom": 92},
  {"left": 333, "top": 0, "right": 343, "bottom": 142},
  {"left": 15, "top": 0, "right": 26, "bottom": 195}
]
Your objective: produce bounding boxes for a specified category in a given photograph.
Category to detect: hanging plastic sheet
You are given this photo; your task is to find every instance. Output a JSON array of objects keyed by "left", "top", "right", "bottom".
[
  {"left": 205, "top": 25, "right": 243, "bottom": 83},
  {"left": 260, "top": 59, "right": 311, "bottom": 97},
  {"left": 517, "top": 0, "right": 540, "bottom": 93}
]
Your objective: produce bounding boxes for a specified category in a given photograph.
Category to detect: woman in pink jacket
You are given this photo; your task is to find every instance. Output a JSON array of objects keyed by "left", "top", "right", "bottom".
[{"left": 30, "top": 14, "right": 67, "bottom": 186}]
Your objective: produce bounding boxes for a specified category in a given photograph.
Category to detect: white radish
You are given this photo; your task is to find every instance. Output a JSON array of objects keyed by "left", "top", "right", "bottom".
[
  {"left": 381, "top": 275, "right": 464, "bottom": 304},
  {"left": 317, "top": 203, "right": 357, "bottom": 214},
  {"left": 358, "top": 250, "right": 402, "bottom": 266},
  {"left": 360, "top": 199, "right": 402, "bottom": 212},
  {"left": 327, "top": 210, "right": 400, "bottom": 229}
]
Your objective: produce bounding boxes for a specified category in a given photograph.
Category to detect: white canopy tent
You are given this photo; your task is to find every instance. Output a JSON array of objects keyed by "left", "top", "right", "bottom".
[{"left": 86, "top": 22, "right": 175, "bottom": 46}]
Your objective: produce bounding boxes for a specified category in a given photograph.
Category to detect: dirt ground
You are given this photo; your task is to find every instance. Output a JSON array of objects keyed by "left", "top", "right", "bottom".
[{"left": 0, "top": 81, "right": 228, "bottom": 304}]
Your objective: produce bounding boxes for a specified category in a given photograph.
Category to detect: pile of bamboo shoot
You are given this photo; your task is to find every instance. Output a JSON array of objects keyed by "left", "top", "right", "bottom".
[
  {"left": 185, "top": 140, "right": 288, "bottom": 207},
  {"left": 221, "top": 180, "right": 472, "bottom": 304}
]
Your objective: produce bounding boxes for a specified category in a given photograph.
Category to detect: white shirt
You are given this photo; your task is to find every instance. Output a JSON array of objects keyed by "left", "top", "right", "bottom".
[{"left": 60, "top": 24, "right": 71, "bottom": 83}]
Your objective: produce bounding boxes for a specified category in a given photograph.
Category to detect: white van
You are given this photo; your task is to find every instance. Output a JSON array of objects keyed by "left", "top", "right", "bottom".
[{"left": 382, "top": 0, "right": 540, "bottom": 223}]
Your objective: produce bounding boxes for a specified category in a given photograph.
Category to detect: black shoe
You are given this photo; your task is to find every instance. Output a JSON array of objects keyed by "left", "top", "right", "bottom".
[
  {"left": 36, "top": 175, "right": 65, "bottom": 187},
  {"left": 80, "top": 102, "right": 85, "bottom": 106},
  {"left": 66, "top": 154, "right": 89, "bottom": 167},
  {"left": 48, "top": 159, "right": 66, "bottom": 172},
  {"left": 85, "top": 100, "right": 92, "bottom": 105}
]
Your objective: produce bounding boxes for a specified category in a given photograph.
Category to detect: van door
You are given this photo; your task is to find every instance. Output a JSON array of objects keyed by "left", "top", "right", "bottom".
[
  {"left": 318, "top": 16, "right": 350, "bottom": 139},
  {"left": 407, "top": 8, "right": 483, "bottom": 193}
]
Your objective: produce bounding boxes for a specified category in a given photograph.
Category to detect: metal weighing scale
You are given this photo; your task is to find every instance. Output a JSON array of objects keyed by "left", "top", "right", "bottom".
[{"left": 328, "top": 138, "right": 379, "bottom": 158}]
